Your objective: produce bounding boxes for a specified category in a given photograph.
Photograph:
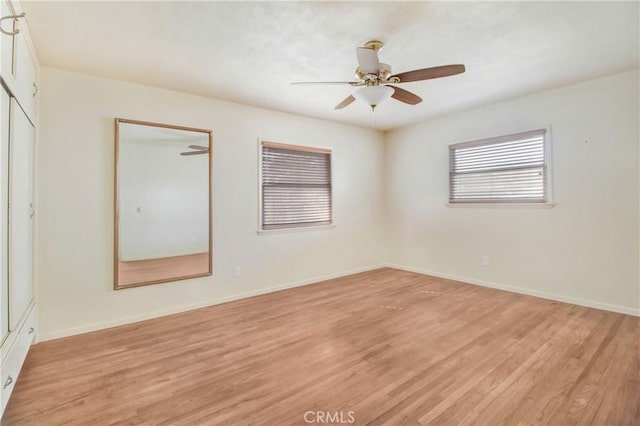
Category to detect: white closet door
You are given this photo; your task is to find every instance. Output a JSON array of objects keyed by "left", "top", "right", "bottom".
[
  {"left": 1, "top": 86, "right": 9, "bottom": 341},
  {"left": 13, "top": 23, "right": 37, "bottom": 123},
  {"left": 8, "top": 98, "right": 33, "bottom": 329}
]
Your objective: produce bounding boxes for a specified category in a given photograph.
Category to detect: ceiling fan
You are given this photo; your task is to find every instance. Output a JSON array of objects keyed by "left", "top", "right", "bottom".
[
  {"left": 180, "top": 145, "right": 209, "bottom": 156},
  {"left": 292, "top": 40, "right": 465, "bottom": 110}
]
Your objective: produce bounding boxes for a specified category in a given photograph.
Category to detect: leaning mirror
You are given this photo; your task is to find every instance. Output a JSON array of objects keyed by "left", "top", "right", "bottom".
[{"left": 114, "top": 119, "right": 212, "bottom": 289}]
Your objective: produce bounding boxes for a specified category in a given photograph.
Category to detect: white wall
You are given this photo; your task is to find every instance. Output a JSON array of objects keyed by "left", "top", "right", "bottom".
[
  {"left": 37, "top": 67, "right": 639, "bottom": 340},
  {"left": 385, "top": 70, "right": 639, "bottom": 315},
  {"left": 118, "top": 140, "right": 209, "bottom": 261},
  {"left": 37, "top": 67, "right": 387, "bottom": 340}
]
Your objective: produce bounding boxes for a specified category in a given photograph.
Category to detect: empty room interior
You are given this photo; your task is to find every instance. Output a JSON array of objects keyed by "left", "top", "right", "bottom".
[{"left": 0, "top": 1, "right": 638, "bottom": 425}]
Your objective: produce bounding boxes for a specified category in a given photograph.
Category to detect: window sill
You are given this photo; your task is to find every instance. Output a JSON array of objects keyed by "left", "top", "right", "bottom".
[
  {"left": 446, "top": 202, "right": 556, "bottom": 209},
  {"left": 257, "top": 224, "right": 336, "bottom": 235}
]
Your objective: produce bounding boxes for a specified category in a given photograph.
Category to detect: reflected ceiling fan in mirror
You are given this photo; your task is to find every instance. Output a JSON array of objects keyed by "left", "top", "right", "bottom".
[
  {"left": 292, "top": 40, "right": 465, "bottom": 110},
  {"left": 180, "top": 145, "right": 209, "bottom": 156}
]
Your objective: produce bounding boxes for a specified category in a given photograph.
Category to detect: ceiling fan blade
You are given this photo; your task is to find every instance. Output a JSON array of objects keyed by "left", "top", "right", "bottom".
[
  {"left": 391, "top": 64, "right": 465, "bottom": 83},
  {"left": 334, "top": 95, "right": 356, "bottom": 110},
  {"left": 188, "top": 145, "right": 208, "bottom": 151},
  {"left": 389, "top": 86, "right": 423, "bottom": 105},
  {"left": 356, "top": 47, "right": 380, "bottom": 75},
  {"left": 291, "top": 81, "right": 362, "bottom": 86},
  {"left": 180, "top": 151, "right": 207, "bottom": 156}
]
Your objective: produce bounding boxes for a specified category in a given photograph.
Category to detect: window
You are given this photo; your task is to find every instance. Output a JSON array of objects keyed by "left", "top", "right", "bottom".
[
  {"left": 260, "top": 141, "right": 332, "bottom": 231},
  {"left": 449, "top": 129, "right": 549, "bottom": 204}
]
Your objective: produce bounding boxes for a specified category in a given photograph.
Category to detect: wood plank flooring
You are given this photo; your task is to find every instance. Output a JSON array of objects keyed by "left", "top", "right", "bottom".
[
  {"left": 118, "top": 252, "right": 209, "bottom": 287},
  {"left": 2, "top": 268, "right": 639, "bottom": 425}
]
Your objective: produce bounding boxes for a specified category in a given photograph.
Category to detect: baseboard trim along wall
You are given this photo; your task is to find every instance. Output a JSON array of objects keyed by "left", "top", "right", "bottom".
[
  {"left": 38, "top": 264, "right": 387, "bottom": 341},
  {"left": 40, "top": 262, "right": 638, "bottom": 341},
  {"left": 386, "top": 264, "right": 640, "bottom": 317}
]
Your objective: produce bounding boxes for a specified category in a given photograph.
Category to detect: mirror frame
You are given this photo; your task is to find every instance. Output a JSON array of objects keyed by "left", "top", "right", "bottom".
[{"left": 114, "top": 118, "right": 213, "bottom": 290}]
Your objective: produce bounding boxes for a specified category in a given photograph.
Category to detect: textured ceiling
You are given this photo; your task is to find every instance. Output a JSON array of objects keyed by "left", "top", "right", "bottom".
[{"left": 22, "top": 1, "right": 639, "bottom": 131}]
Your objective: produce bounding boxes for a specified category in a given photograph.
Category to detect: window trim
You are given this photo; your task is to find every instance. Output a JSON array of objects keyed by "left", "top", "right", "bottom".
[
  {"left": 257, "top": 140, "right": 335, "bottom": 234},
  {"left": 447, "top": 127, "right": 554, "bottom": 207}
]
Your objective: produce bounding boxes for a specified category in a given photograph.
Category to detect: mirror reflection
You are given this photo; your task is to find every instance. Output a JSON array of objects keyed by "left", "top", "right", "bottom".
[{"left": 115, "top": 119, "right": 212, "bottom": 289}]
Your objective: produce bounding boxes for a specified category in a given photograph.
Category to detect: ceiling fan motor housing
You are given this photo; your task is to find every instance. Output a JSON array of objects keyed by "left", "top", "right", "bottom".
[{"left": 355, "top": 63, "right": 392, "bottom": 84}]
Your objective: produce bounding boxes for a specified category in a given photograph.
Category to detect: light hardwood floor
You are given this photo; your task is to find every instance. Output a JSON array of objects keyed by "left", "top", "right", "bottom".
[
  {"left": 3, "top": 268, "right": 638, "bottom": 425},
  {"left": 118, "top": 252, "right": 209, "bottom": 287}
]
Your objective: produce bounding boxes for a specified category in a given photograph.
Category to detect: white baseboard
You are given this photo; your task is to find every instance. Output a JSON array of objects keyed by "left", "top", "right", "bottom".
[
  {"left": 386, "top": 263, "right": 640, "bottom": 317},
  {"left": 38, "top": 264, "right": 387, "bottom": 341},
  {"left": 39, "top": 262, "right": 638, "bottom": 341}
]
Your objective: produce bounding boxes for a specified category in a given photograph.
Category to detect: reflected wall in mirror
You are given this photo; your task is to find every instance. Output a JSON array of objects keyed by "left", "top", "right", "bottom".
[{"left": 114, "top": 119, "right": 212, "bottom": 289}]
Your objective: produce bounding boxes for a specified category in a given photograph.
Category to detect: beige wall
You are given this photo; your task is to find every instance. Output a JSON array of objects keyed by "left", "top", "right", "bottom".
[
  {"left": 385, "top": 70, "right": 639, "bottom": 315},
  {"left": 37, "top": 68, "right": 639, "bottom": 340},
  {"left": 37, "top": 67, "right": 387, "bottom": 340}
]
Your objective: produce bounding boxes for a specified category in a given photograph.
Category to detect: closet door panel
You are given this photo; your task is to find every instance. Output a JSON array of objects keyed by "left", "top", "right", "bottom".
[
  {"left": 1, "top": 0, "right": 38, "bottom": 123},
  {"left": 13, "top": 23, "right": 36, "bottom": 122},
  {"left": 8, "top": 98, "right": 32, "bottom": 329},
  {"left": 1, "top": 86, "right": 9, "bottom": 342}
]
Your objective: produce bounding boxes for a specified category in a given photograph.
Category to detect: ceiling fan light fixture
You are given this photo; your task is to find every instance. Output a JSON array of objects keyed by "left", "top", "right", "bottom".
[
  {"left": 294, "top": 40, "right": 465, "bottom": 112},
  {"left": 353, "top": 85, "right": 394, "bottom": 109}
]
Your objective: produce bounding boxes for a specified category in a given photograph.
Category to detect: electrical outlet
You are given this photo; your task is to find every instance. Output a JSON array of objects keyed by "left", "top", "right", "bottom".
[
  {"left": 481, "top": 256, "right": 489, "bottom": 267},
  {"left": 233, "top": 266, "right": 242, "bottom": 278}
]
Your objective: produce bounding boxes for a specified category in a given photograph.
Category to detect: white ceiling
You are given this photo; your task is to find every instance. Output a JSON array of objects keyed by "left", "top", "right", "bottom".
[{"left": 22, "top": 1, "right": 639, "bottom": 131}]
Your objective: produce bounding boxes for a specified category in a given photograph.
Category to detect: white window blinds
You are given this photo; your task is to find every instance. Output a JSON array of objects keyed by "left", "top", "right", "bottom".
[
  {"left": 449, "top": 129, "right": 548, "bottom": 203},
  {"left": 261, "top": 142, "right": 332, "bottom": 230}
]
